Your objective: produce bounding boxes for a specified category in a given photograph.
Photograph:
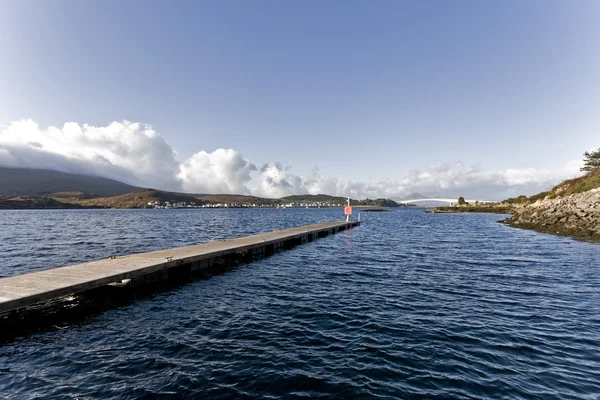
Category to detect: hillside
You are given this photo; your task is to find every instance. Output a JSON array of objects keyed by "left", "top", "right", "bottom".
[
  {"left": 0, "top": 196, "right": 90, "bottom": 209},
  {"left": 0, "top": 167, "right": 140, "bottom": 197},
  {"left": 353, "top": 198, "right": 400, "bottom": 207},
  {"left": 498, "top": 170, "right": 600, "bottom": 240},
  {"left": 546, "top": 169, "right": 600, "bottom": 198},
  {"left": 55, "top": 189, "right": 205, "bottom": 209},
  {"left": 500, "top": 170, "right": 600, "bottom": 206},
  {"left": 51, "top": 191, "right": 402, "bottom": 208},
  {"left": 0, "top": 167, "right": 402, "bottom": 209}
]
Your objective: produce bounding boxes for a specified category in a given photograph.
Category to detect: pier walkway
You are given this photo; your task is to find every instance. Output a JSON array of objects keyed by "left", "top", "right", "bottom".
[{"left": 0, "top": 221, "right": 358, "bottom": 314}]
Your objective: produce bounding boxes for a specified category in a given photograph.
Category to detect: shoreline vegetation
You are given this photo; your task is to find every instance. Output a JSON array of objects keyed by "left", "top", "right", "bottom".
[{"left": 432, "top": 169, "right": 600, "bottom": 243}]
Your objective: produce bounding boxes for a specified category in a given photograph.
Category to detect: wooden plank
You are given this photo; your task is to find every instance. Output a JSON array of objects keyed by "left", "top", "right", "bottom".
[{"left": 0, "top": 221, "right": 358, "bottom": 313}]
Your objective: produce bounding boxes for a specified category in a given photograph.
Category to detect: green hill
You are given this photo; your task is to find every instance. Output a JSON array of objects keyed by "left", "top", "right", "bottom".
[
  {"left": 503, "top": 169, "right": 600, "bottom": 205},
  {"left": 548, "top": 169, "right": 600, "bottom": 197}
]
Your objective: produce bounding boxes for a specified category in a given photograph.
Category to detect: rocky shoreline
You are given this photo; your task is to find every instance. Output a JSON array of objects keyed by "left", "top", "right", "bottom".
[
  {"left": 502, "top": 189, "right": 600, "bottom": 242},
  {"left": 432, "top": 189, "right": 600, "bottom": 243}
]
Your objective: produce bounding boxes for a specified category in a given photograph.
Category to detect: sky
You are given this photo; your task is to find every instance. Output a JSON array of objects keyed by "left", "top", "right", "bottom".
[{"left": 0, "top": 0, "right": 599, "bottom": 200}]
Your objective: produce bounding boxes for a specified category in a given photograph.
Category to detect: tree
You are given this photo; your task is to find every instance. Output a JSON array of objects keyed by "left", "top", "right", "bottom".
[
  {"left": 581, "top": 149, "right": 600, "bottom": 172},
  {"left": 458, "top": 196, "right": 466, "bottom": 205}
]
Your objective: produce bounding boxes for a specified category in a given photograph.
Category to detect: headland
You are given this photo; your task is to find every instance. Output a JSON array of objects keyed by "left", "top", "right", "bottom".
[{"left": 433, "top": 170, "right": 600, "bottom": 242}]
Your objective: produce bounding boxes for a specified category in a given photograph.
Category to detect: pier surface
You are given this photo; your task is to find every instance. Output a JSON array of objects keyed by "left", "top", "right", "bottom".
[{"left": 0, "top": 221, "right": 358, "bottom": 314}]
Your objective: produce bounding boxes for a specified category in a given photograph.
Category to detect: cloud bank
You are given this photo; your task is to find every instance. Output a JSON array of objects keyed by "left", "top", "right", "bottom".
[
  {"left": 0, "top": 120, "right": 584, "bottom": 200},
  {"left": 180, "top": 149, "right": 256, "bottom": 194},
  {"left": 0, "top": 120, "right": 182, "bottom": 190}
]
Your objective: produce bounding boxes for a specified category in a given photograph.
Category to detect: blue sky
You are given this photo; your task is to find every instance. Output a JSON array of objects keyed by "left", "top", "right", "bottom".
[{"left": 0, "top": 1, "right": 599, "bottom": 199}]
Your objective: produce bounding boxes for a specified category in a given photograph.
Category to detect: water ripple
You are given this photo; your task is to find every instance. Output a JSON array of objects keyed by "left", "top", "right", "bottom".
[{"left": 1, "top": 209, "right": 600, "bottom": 399}]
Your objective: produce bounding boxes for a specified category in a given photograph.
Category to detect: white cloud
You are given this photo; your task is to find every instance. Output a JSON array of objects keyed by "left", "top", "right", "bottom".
[
  {"left": 0, "top": 119, "right": 182, "bottom": 190},
  {"left": 0, "top": 119, "right": 588, "bottom": 200},
  {"left": 0, "top": 119, "right": 255, "bottom": 193},
  {"left": 255, "top": 163, "right": 306, "bottom": 198},
  {"left": 254, "top": 161, "right": 581, "bottom": 200},
  {"left": 179, "top": 149, "right": 256, "bottom": 194}
]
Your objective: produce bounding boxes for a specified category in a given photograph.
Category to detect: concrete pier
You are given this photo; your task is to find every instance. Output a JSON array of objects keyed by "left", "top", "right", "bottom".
[{"left": 0, "top": 221, "right": 359, "bottom": 314}]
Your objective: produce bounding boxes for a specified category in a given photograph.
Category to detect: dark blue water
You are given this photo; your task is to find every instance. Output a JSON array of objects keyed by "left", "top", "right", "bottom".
[{"left": 1, "top": 208, "right": 599, "bottom": 399}]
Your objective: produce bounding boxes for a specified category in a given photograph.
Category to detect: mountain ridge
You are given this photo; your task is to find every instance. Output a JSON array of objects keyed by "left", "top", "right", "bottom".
[
  {"left": 0, "top": 167, "right": 140, "bottom": 197},
  {"left": 0, "top": 167, "right": 401, "bottom": 208}
]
